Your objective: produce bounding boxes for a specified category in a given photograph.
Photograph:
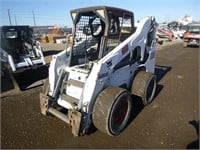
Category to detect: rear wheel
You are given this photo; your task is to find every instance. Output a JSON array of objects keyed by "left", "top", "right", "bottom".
[
  {"left": 93, "top": 87, "right": 132, "bottom": 136},
  {"left": 131, "top": 71, "right": 156, "bottom": 105}
]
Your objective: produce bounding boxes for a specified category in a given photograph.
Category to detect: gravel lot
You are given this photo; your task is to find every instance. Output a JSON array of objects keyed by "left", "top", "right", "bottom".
[{"left": 1, "top": 39, "right": 199, "bottom": 149}]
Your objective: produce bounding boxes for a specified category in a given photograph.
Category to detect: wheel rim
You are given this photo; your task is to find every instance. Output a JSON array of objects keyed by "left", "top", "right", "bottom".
[
  {"left": 109, "top": 92, "right": 131, "bottom": 135},
  {"left": 113, "top": 99, "right": 128, "bottom": 125}
]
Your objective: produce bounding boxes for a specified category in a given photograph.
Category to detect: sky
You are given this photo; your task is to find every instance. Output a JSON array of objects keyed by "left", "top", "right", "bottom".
[{"left": 0, "top": 0, "right": 199, "bottom": 27}]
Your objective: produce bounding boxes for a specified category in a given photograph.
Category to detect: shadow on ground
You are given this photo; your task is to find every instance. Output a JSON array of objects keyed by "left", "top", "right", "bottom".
[
  {"left": 43, "top": 50, "right": 63, "bottom": 57},
  {"left": 13, "top": 65, "right": 49, "bottom": 90},
  {"left": 1, "top": 67, "right": 15, "bottom": 93},
  {"left": 187, "top": 120, "right": 199, "bottom": 149},
  {"left": 128, "top": 65, "right": 172, "bottom": 127},
  {"left": 1, "top": 65, "right": 49, "bottom": 93},
  {"left": 1, "top": 49, "right": 63, "bottom": 94},
  {"left": 86, "top": 65, "right": 172, "bottom": 135},
  {"left": 154, "top": 65, "right": 171, "bottom": 98}
]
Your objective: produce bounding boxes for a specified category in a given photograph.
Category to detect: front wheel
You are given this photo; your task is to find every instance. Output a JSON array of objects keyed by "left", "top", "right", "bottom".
[{"left": 93, "top": 87, "right": 132, "bottom": 136}]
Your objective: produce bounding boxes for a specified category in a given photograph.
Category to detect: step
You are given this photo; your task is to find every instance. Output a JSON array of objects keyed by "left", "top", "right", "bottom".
[
  {"left": 60, "top": 94, "right": 79, "bottom": 107},
  {"left": 48, "top": 107, "right": 70, "bottom": 124}
]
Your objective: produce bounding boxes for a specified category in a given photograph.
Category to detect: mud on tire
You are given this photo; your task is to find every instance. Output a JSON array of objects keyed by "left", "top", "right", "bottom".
[
  {"left": 131, "top": 71, "right": 156, "bottom": 105},
  {"left": 92, "top": 86, "right": 132, "bottom": 136}
]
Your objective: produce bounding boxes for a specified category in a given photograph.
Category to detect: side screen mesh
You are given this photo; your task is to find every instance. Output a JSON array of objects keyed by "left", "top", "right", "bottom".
[
  {"left": 105, "top": 14, "right": 133, "bottom": 56},
  {"left": 70, "top": 15, "right": 100, "bottom": 66}
]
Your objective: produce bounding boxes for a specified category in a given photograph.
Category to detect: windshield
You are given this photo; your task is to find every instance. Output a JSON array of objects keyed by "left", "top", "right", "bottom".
[
  {"left": 105, "top": 14, "right": 133, "bottom": 56},
  {"left": 180, "top": 25, "right": 188, "bottom": 31},
  {"left": 188, "top": 25, "right": 200, "bottom": 33},
  {"left": 70, "top": 13, "right": 105, "bottom": 67}
]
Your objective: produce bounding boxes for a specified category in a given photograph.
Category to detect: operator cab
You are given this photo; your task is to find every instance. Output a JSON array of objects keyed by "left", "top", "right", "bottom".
[
  {"left": 70, "top": 6, "right": 134, "bottom": 67},
  {"left": 0, "top": 26, "right": 36, "bottom": 62}
]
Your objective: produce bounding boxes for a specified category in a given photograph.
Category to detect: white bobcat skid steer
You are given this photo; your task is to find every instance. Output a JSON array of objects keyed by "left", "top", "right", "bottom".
[
  {"left": 0, "top": 26, "right": 45, "bottom": 73},
  {"left": 40, "top": 6, "right": 157, "bottom": 136}
]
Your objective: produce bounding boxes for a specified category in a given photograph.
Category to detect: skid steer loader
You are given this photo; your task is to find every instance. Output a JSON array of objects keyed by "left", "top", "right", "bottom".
[
  {"left": 40, "top": 6, "right": 157, "bottom": 136},
  {"left": 0, "top": 26, "right": 45, "bottom": 72}
]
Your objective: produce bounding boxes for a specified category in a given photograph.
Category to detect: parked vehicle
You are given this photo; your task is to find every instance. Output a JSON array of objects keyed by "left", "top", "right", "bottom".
[
  {"left": 177, "top": 24, "right": 188, "bottom": 38},
  {"left": 156, "top": 24, "right": 174, "bottom": 41},
  {"left": 40, "top": 6, "right": 157, "bottom": 136},
  {"left": 167, "top": 21, "right": 179, "bottom": 31},
  {"left": 0, "top": 26, "right": 45, "bottom": 72},
  {"left": 183, "top": 23, "right": 200, "bottom": 47}
]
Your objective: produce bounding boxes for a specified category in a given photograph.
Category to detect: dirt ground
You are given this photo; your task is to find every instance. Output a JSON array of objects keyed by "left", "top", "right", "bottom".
[{"left": 1, "top": 40, "right": 199, "bottom": 149}]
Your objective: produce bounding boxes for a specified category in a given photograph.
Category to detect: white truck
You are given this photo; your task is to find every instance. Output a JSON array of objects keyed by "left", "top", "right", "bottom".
[{"left": 40, "top": 6, "right": 157, "bottom": 136}]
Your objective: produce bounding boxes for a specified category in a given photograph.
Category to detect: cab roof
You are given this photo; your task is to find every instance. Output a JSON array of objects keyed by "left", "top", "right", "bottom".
[{"left": 70, "top": 5, "right": 134, "bottom": 18}]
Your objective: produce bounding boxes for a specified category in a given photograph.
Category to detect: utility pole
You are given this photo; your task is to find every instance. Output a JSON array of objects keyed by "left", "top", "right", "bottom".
[
  {"left": 7, "top": 9, "right": 12, "bottom": 25},
  {"left": 32, "top": 10, "right": 36, "bottom": 26},
  {"left": 14, "top": 15, "right": 17, "bottom": 25}
]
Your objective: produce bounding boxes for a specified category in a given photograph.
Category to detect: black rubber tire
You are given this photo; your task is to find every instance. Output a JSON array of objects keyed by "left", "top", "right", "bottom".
[
  {"left": 92, "top": 86, "right": 132, "bottom": 136},
  {"left": 131, "top": 71, "right": 156, "bottom": 105}
]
